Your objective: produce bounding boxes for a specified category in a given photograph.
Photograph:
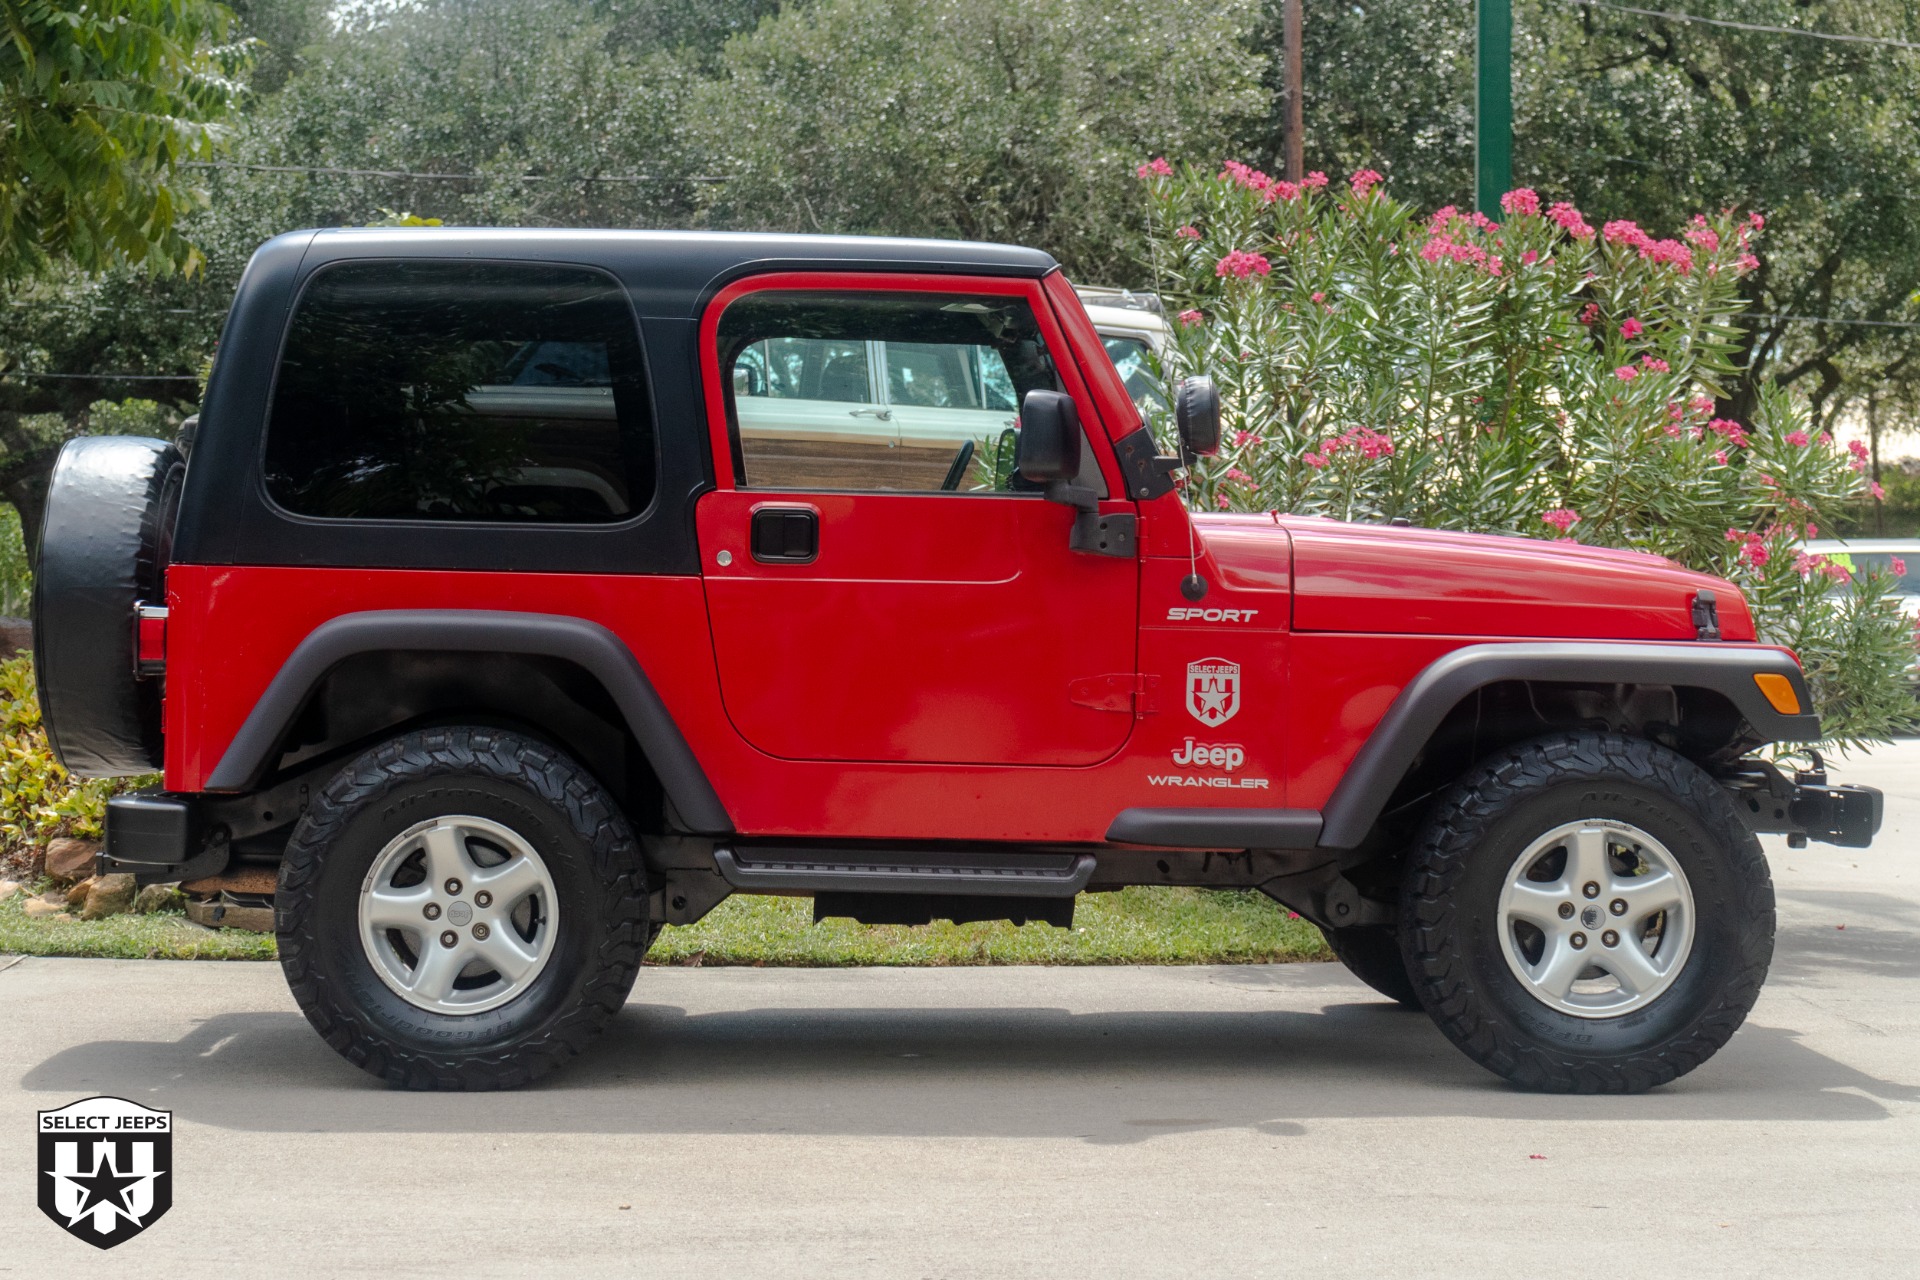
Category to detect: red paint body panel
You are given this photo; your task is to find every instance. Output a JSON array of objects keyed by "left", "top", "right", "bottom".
[{"left": 1284, "top": 517, "right": 1755, "bottom": 641}]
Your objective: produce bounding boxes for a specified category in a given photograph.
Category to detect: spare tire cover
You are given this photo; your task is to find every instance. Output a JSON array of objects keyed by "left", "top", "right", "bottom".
[{"left": 33, "top": 436, "right": 184, "bottom": 776}]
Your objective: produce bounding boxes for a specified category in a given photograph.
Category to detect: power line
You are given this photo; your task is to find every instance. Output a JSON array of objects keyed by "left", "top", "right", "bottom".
[
  {"left": 1559, "top": 1, "right": 1920, "bottom": 51},
  {"left": 180, "top": 161, "right": 732, "bottom": 184},
  {"left": 0, "top": 372, "right": 198, "bottom": 382}
]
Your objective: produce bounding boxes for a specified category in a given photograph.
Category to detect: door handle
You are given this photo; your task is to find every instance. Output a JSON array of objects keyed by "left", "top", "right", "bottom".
[
  {"left": 847, "top": 408, "right": 893, "bottom": 421},
  {"left": 751, "top": 507, "right": 819, "bottom": 564}
]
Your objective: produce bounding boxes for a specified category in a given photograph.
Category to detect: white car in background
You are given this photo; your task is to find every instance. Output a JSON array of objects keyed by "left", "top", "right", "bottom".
[{"left": 1075, "top": 286, "right": 1170, "bottom": 415}]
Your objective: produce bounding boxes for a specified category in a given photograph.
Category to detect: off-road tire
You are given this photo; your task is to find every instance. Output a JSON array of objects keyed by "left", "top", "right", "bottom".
[
  {"left": 1325, "top": 924, "right": 1421, "bottom": 1008},
  {"left": 277, "top": 727, "right": 649, "bottom": 1090},
  {"left": 1400, "top": 732, "right": 1774, "bottom": 1093}
]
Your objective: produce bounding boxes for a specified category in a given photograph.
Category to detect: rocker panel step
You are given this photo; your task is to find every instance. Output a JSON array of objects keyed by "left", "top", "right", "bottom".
[{"left": 713, "top": 847, "right": 1096, "bottom": 897}]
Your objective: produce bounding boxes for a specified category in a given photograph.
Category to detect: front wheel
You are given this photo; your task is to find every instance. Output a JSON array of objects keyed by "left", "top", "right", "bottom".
[
  {"left": 1400, "top": 733, "right": 1774, "bottom": 1094},
  {"left": 277, "top": 728, "right": 649, "bottom": 1090}
]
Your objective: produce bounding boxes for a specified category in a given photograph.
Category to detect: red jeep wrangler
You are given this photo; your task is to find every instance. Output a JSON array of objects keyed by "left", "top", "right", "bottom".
[{"left": 32, "top": 230, "right": 1881, "bottom": 1093}]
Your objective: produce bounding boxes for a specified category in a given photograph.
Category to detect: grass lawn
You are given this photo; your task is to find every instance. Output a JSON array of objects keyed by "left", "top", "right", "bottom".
[
  {"left": 0, "top": 889, "right": 275, "bottom": 961},
  {"left": 648, "top": 887, "right": 1332, "bottom": 966},
  {"left": 0, "top": 885, "right": 1331, "bottom": 966}
]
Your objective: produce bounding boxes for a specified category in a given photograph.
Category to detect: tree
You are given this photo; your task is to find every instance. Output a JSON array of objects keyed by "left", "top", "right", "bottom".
[
  {"left": 1, "top": 0, "right": 242, "bottom": 280},
  {"left": 1248, "top": 0, "right": 1920, "bottom": 458}
]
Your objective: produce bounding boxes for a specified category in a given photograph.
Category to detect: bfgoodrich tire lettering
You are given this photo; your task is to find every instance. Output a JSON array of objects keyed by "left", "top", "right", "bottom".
[
  {"left": 1400, "top": 732, "right": 1774, "bottom": 1093},
  {"left": 277, "top": 727, "right": 648, "bottom": 1090}
]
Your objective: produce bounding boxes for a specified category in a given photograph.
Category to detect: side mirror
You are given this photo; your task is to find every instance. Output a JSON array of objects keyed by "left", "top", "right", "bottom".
[
  {"left": 1015, "top": 389, "right": 1082, "bottom": 484},
  {"left": 1175, "top": 376, "right": 1221, "bottom": 458}
]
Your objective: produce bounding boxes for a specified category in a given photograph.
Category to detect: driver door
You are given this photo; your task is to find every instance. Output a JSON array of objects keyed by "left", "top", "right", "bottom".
[{"left": 696, "top": 274, "right": 1139, "bottom": 766}]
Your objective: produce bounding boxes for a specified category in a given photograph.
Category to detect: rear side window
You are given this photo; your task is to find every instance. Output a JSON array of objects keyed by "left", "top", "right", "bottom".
[{"left": 264, "top": 261, "right": 655, "bottom": 523}]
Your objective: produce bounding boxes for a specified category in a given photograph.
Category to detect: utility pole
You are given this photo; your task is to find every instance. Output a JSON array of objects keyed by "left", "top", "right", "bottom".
[
  {"left": 1283, "top": 0, "right": 1304, "bottom": 182},
  {"left": 1475, "top": 0, "right": 1512, "bottom": 217}
]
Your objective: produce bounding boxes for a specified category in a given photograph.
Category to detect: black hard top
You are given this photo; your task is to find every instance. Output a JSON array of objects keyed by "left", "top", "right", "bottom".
[
  {"left": 174, "top": 228, "right": 1058, "bottom": 574},
  {"left": 288, "top": 227, "right": 1060, "bottom": 317}
]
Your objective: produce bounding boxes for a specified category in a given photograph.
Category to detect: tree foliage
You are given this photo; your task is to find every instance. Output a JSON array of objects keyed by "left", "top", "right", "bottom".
[{"left": 0, "top": 0, "right": 242, "bottom": 280}]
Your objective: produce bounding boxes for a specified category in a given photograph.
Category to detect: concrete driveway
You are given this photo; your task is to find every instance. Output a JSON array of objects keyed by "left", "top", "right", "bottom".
[{"left": 3, "top": 746, "right": 1917, "bottom": 1278}]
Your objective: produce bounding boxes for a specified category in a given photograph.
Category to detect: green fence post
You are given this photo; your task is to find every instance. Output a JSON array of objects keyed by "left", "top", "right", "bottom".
[{"left": 1476, "top": 0, "right": 1513, "bottom": 217}]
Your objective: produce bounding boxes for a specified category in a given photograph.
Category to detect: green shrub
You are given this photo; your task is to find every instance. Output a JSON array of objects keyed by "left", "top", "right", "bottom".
[
  {"left": 0, "top": 507, "right": 30, "bottom": 619},
  {"left": 0, "top": 656, "right": 148, "bottom": 859},
  {"left": 1141, "top": 162, "right": 1918, "bottom": 748}
]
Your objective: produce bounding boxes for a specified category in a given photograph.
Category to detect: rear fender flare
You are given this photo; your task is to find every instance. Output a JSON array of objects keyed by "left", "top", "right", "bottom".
[
  {"left": 1315, "top": 641, "right": 1818, "bottom": 849},
  {"left": 203, "top": 610, "right": 732, "bottom": 834}
]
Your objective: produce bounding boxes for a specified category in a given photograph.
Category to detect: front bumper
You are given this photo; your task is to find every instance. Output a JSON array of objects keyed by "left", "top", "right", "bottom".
[{"left": 1721, "top": 762, "right": 1884, "bottom": 849}]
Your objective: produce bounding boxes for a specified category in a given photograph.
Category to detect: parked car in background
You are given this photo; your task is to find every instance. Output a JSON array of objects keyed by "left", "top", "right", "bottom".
[
  {"left": 1807, "top": 537, "right": 1920, "bottom": 696},
  {"left": 1075, "top": 287, "right": 1169, "bottom": 415}
]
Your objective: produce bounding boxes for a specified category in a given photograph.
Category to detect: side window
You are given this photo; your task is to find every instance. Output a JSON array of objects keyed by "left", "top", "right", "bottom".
[
  {"left": 718, "top": 290, "right": 1060, "bottom": 492},
  {"left": 264, "top": 260, "right": 655, "bottom": 523}
]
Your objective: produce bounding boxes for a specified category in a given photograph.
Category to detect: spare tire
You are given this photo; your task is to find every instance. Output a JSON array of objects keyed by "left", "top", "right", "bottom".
[{"left": 33, "top": 436, "right": 184, "bottom": 776}]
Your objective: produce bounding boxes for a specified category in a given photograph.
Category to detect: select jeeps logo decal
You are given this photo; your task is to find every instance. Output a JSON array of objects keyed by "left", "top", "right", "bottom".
[
  {"left": 1185, "top": 658, "right": 1241, "bottom": 727},
  {"left": 39, "top": 1097, "right": 172, "bottom": 1250}
]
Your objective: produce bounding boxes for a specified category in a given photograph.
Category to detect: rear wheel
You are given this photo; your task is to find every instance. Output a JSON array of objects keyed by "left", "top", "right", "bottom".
[
  {"left": 1400, "top": 732, "right": 1773, "bottom": 1093},
  {"left": 277, "top": 727, "right": 648, "bottom": 1090}
]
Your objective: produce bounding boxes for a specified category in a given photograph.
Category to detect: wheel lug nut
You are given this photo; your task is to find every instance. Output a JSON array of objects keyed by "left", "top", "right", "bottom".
[
  {"left": 423, "top": 903, "right": 441, "bottom": 920},
  {"left": 439, "top": 930, "right": 458, "bottom": 948},
  {"left": 1602, "top": 930, "right": 1620, "bottom": 947},
  {"left": 1570, "top": 932, "right": 1587, "bottom": 950},
  {"left": 445, "top": 878, "right": 463, "bottom": 896},
  {"left": 475, "top": 891, "right": 492, "bottom": 908},
  {"left": 1557, "top": 902, "right": 1575, "bottom": 919},
  {"left": 473, "top": 923, "right": 490, "bottom": 941},
  {"left": 1610, "top": 898, "right": 1628, "bottom": 916},
  {"left": 1582, "top": 882, "right": 1601, "bottom": 899}
]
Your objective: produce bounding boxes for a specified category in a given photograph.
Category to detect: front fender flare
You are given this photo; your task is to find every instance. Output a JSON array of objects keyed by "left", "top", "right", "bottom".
[
  {"left": 1314, "top": 641, "right": 1818, "bottom": 849},
  {"left": 202, "top": 609, "right": 732, "bottom": 834}
]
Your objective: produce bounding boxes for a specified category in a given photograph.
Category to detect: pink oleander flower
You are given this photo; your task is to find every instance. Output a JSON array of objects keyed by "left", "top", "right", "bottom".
[
  {"left": 1303, "top": 451, "right": 1328, "bottom": 469},
  {"left": 1786, "top": 430, "right": 1811, "bottom": 448},
  {"left": 1579, "top": 302, "right": 1601, "bottom": 326},
  {"left": 1727, "top": 529, "right": 1770, "bottom": 569},
  {"left": 1215, "top": 250, "right": 1271, "bottom": 279},
  {"left": 1501, "top": 188, "right": 1541, "bottom": 217},
  {"left": 1175, "top": 225, "right": 1201, "bottom": 240},
  {"left": 1520, "top": 249, "right": 1539, "bottom": 266},
  {"left": 1302, "top": 171, "right": 1329, "bottom": 189},
  {"left": 1686, "top": 217, "right": 1722, "bottom": 253},
  {"left": 1265, "top": 180, "right": 1302, "bottom": 203},
  {"left": 1708, "top": 418, "right": 1750, "bottom": 448},
  {"left": 1614, "top": 365, "right": 1637, "bottom": 381},
  {"left": 1620, "top": 317, "right": 1644, "bottom": 339},
  {"left": 1892, "top": 557, "right": 1908, "bottom": 576},
  {"left": 1215, "top": 492, "right": 1232, "bottom": 510},
  {"left": 1640, "top": 356, "right": 1670, "bottom": 373},
  {"left": 1714, "top": 449, "right": 1729, "bottom": 465},
  {"left": 1643, "top": 238, "right": 1694, "bottom": 273},
  {"left": 1692, "top": 394, "right": 1716, "bottom": 415},
  {"left": 1311, "top": 291, "right": 1326, "bottom": 304},
  {"left": 1547, "top": 201, "right": 1595, "bottom": 239},
  {"left": 1736, "top": 252, "right": 1760, "bottom": 272},
  {"left": 1749, "top": 212, "right": 1766, "bottom": 232},
  {"left": 1603, "top": 219, "right": 1650, "bottom": 250},
  {"left": 1349, "top": 168, "right": 1383, "bottom": 197},
  {"left": 1177, "top": 309, "right": 1204, "bottom": 326},
  {"left": 1136, "top": 157, "right": 1173, "bottom": 179},
  {"left": 1231, "top": 430, "right": 1261, "bottom": 447},
  {"left": 1218, "top": 160, "right": 1272, "bottom": 192},
  {"left": 1819, "top": 431, "right": 1834, "bottom": 446},
  {"left": 1663, "top": 421, "right": 1683, "bottom": 438},
  {"left": 1225, "top": 468, "right": 1257, "bottom": 487},
  {"left": 1541, "top": 508, "right": 1581, "bottom": 534},
  {"left": 1871, "top": 480, "right": 1888, "bottom": 500}
]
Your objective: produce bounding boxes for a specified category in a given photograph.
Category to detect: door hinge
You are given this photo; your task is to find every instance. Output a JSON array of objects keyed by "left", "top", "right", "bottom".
[{"left": 1069, "top": 673, "right": 1160, "bottom": 716}]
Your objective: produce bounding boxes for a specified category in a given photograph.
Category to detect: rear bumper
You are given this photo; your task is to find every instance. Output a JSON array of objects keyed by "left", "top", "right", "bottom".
[
  {"left": 1721, "top": 763, "right": 1884, "bottom": 849},
  {"left": 103, "top": 792, "right": 230, "bottom": 882}
]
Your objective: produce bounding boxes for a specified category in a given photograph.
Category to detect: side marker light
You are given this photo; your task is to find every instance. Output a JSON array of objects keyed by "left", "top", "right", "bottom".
[{"left": 1754, "top": 672, "right": 1802, "bottom": 716}]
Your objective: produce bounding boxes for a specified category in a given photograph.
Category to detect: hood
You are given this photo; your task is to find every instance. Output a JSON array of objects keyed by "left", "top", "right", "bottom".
[{"left": 1197, "top": 515, "right": 1754, "bottom": 641}]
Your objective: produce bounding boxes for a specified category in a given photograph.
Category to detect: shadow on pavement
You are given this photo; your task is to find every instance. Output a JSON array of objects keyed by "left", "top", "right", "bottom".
[
  {"left": 1775, "top": 888, "right": 1920, "bottom": 982},
  {"left": 21, "top": 997, "right": 1918, "bottom": 1141}
]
